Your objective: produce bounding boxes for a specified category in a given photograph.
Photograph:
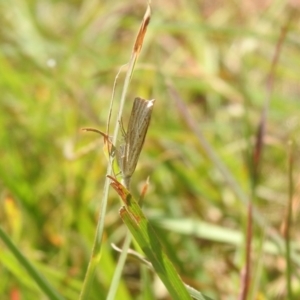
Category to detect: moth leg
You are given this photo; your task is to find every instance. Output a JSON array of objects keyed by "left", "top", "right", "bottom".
[{"left": 119, "top": 118, "right": 127, "bottom": 139}]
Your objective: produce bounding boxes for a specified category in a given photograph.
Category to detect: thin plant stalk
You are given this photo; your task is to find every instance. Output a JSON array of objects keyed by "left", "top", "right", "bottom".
[
  {"left": 285, "top": 141, "right": 294, "bottom": 299},
  {"left": 246, "top": 13, "right": 294, "bottom": 300},
  {"left": 79, "top": 4, "right": 151, "bottom": 300},
  {"left": 105, "top": 5, "right": 151, "bottom": 300},
  {"left": 106, "top": 232, "right": 132, "bottom": 300},
  {"left": 238, "top": 200, "right": 252, "bottom": 300}
]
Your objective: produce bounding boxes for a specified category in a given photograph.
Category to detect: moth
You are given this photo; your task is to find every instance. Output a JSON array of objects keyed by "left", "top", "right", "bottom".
[{"left": 118, "top": 97, "right": 155, "bottom": 188}]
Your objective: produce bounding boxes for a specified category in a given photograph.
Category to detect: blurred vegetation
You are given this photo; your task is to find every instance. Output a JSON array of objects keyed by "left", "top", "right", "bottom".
[{"left": 1, "top": 0, "right": 300, "bottom": 299}]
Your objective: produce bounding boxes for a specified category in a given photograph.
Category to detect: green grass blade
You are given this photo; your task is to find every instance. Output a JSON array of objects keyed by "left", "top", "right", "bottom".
[
  {"left": 0, "top": 227, "right": 64, "bottom": 300},
  {"left": 110, "top": 177, "right": 197, "bottom": 300},
  {"left": 119, "top": 207, "right": 192, "bottom": 300},
  {"left": 106, "top": 232, "right": 132, "bottom": 300}
]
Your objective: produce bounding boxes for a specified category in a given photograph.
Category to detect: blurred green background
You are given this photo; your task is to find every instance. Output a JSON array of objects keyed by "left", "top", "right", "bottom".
[{"left": 1, "top": 0, "right": 300, "bottom": 299}]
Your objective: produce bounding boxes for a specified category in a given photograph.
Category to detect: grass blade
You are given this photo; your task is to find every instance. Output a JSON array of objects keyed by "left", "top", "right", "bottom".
[
  {"left": 109, "top": 176, "right": 204, "bottom": 300},
  {"left": 0, "top": 227, "right": 64, "bottom": 300}
]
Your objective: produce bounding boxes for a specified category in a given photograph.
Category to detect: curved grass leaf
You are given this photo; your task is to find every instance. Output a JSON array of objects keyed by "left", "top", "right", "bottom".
[{"left": 110, "top": 176, "right": 213, "bottom": 300}]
